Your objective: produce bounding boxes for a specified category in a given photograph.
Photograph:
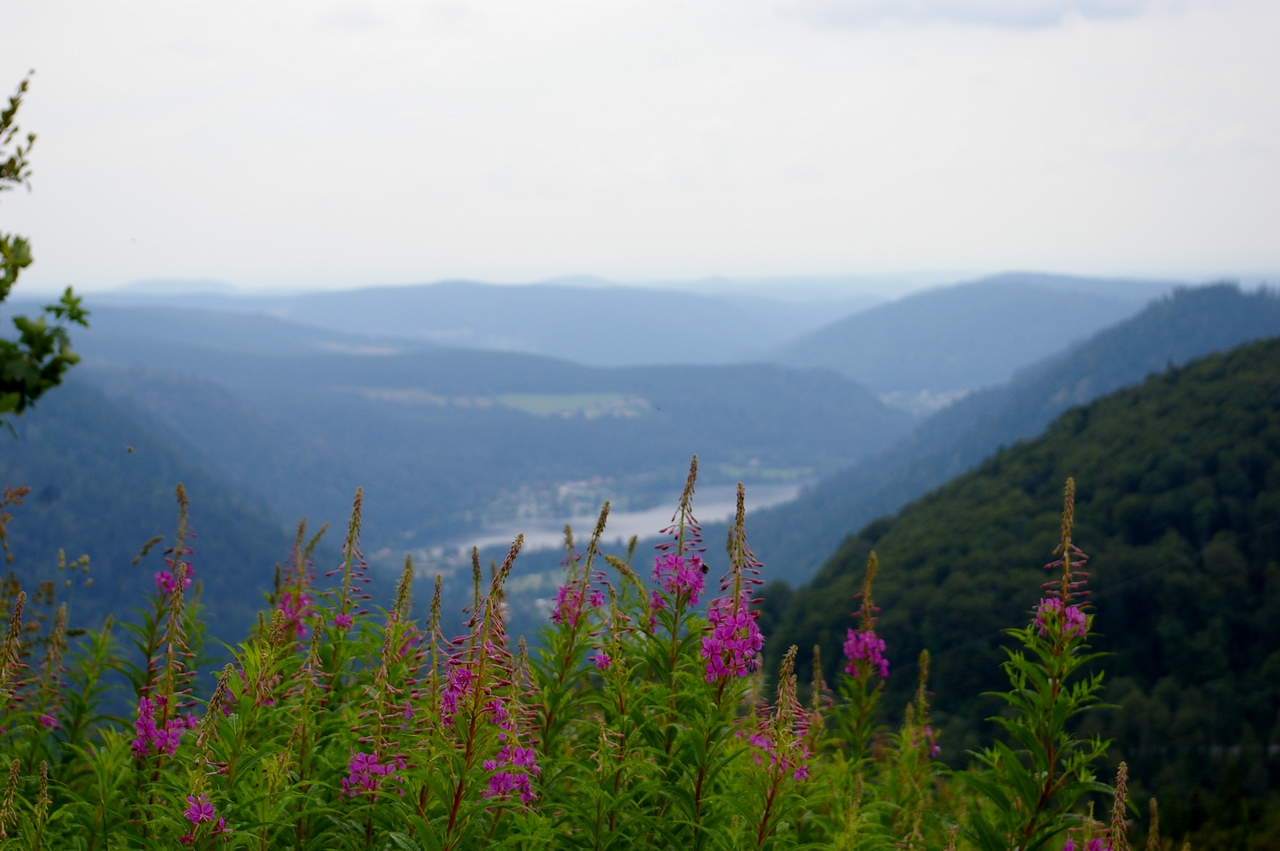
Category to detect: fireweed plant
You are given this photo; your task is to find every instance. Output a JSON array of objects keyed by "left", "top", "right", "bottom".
[{"left": 0, "top": 465, "right": 1143, "bottom": 849}]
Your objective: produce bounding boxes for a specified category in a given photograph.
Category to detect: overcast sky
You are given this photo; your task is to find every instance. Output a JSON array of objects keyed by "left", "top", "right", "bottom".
[{"left": 3, "top": 0, "right": 1277, "bottom": 296}]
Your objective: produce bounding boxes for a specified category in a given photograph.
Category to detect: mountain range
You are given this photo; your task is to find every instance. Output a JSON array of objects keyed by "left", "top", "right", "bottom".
[{"left": 75, "top": 272, "right": 1175, "bottom": 403}]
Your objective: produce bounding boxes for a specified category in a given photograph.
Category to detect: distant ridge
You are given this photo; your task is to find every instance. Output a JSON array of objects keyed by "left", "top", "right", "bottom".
[
  {"left": 91, "top": 279, "right": 867, "bottom": 367},
  {"left": 118, "top": 278, "right": 239, "bottom": 294},
  {"left": 771, "top": 272, "right": 1178, "bottom": 397},
  {"left": 84, "top": 272, "right": 1181, "bottom": 373}
]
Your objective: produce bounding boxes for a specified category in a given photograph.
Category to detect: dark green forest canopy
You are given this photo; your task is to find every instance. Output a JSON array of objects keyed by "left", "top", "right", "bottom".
[{"left": 762, "top": 335, "right": 1280, "bottom": 823}]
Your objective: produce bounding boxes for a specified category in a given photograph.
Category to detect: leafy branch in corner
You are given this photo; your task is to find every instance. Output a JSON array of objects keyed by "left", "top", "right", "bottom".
[{"left": 0, "top": 71, "right": 89, "bottom": 422}]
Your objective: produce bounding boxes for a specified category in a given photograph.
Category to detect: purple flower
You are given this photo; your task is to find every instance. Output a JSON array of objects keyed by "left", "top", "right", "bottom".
[
  {"left": 486, "top": 698, "right": 510, "bottom": 728},
  {"left": 647, "top": 589, "right": 666, "bottom": 631},
  {"left": 652, "top": 553, "right": 705, "bottom": 605},
  {"left": 278, "top": 591, "right": 312, "bottom": 637},
  {"left": 333, "top": 612, "right": 353, "bottom": 631},
  {"left": 701, "top": 592, "right": 763, "bottom": 682},
  {"left": 1065, "top": 605, "right": 1087, "bottom": 637},
  {"left": 154, "top": 568, "right": 193, "bottom": 596},
  {"left": 592, "top": 650, "right": 611, "bottom": 671},
  {"left": 748, "top": 728, "right": 811, "bottom": 783},
  {"left": 842, "top": 628, "right": 889, "bottom": 679},
  {"left": 1035, "top": 598, "right": 1087, "bottom": 639},
  {"left": 1087, "top": 840, "right": 1109, "bottom": 851},
  {"left": 38, "top": 713, "right": 58, "bottom": 730},
  {"left": 342, "top": 750, "right": 401, "bottom": 798},
  {"left": 1064, "top": 839, "right": 1076, "bottom": 851},
  {"left": 551, "top": 584, "right": 586, "bottom": 627},
  {"left": 549, "top": 570, "right": 607, "bottom": 628},
  {"left": 131, "top": 696, "right": 158, "bottom": 757},
  {"left": 441, "top": 664, "right": 475, "bottom": 724},
  {"left": 153, "top": 721, "right": 184, "bottom": 755},
  {"left": 130, "top": 695, "right": 189, "bottom": 757},
  {"left": 482, "top": 743, "right": 539, "bottom": 806},
  {"left": 914, "top": 724, "right": 941, "bottom": 758},
  {"left": 184, "top": 793, "right": 215, "bottom": 825}
]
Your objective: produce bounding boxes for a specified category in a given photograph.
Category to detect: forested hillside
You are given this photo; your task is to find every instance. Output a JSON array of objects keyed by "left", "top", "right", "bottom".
[
  {"left": 761, "top": 335, "right": 1280, "bottom": 840},
  {"left": 0, "top": 380, "right": 314, "bottom": 641},
  {"left": 729, "top": 284, "right": 1280, "bottom": 585}
]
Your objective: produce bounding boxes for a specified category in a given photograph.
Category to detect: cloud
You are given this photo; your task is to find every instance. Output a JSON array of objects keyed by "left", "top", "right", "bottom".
[{"left": 783, "top": 0, "right": 1171, "bottom": 29}]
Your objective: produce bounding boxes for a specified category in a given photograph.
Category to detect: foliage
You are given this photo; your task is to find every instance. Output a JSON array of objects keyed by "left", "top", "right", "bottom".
[
  {"left": 0, "top": 72, "right": 89, "bottom": 420},
  {"left": 0, "top": 454, "right": 1137, "bottom": 849},
  {"left": 767, "top": 336, "right": 1280, "bottom": 843}
]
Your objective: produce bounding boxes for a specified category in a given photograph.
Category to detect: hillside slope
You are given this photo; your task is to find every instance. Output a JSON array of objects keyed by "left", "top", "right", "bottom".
[
  {"left": 732, "top": 284, "right": 1280, "bottom": 585},
  {"left": 761, "top": 336, "right": 1280, "bottom": 833},
  {"left": 0, "top": 380, "right": 308, "bottom": 641}
]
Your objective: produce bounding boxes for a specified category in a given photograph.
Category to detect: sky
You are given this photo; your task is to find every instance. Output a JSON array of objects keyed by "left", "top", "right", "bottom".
[{"left": 2, "top": 0, "right": 1278, "bottom": 297}]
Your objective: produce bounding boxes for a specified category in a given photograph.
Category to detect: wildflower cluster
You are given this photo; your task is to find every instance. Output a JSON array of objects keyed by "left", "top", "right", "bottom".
[
  {"left": 1035, "top": 596, "right": 1087, "bottom": 639},
  {"left": 0, "top": 469, "right": 1131, "bottom": 850},
  {"left": 652, "top": 551, "right": 705, "bottom": 604},
  {"left": 130, "top": 694, "right": 194, "bottom": 757},
  {"left": 342, "top": 750, "right": 405, "bottom": 798},
  {"left": 701, "top": 484, "right": 764, "bottom": 683},
  {"left": 843, "top": 627, "right": 889, "bottom": 679}
]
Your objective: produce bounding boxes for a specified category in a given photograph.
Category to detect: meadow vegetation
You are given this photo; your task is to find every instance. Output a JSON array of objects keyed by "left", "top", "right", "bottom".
[{"left": 0, "top": 461, "right": 1153, "bottom": 850}]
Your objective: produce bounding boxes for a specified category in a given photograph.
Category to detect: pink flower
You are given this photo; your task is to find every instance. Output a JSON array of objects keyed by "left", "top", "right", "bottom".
[
  {"left": 486, "top": 698, "right": 510, "bottom": 728},
  {"left": 38, "top": 713, "right": 58, "bottom": 730},
  {"left": 647, "top": 589, "right": 666, "bottom": 631},
  {"left": 278, "top": 591, "right": 312, "bottom": 637},
  {"left": 592, "top": 650, "right": 611, "bottom": 671},
  {"left": 748, "top": 729, "right": 811, "bottom": 784},
  {"left": 842, "top": 628, "right": 889, "bottom": 679},
  {"left": 184, "top": 793, "right": 215, "bottom": 825},
  {"left": 701, "top": 592, "right": 763, "bottom": 682},
  {"left": 342, "top": 750, "right": 402, "bottom": 798},
  {"left": 441, "top": 664, "right": 475, "bottom": 724},
  {"left": 333, "top": 612, "right": 353, "bottom": 631},
  {"left": 482, "top": 744, "right": 539, "bottom": 806},
  {"left": 914, "top": 724, "right": 941, "bottom": 758},
  {"left": 131, "top": 696, "right": 160, "bottom": 757},
  {"left": 555, "top": 580, "right": 604, "bottom": 627},
  {"left": 154, "top": 568, "right": 193, "bottom": 595},
  {"left": 1035, "top": 598, "right": 1087, "bottom": 639},
  {"left": 652, "top": 553, "right": 705, "bottom": 605}
]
